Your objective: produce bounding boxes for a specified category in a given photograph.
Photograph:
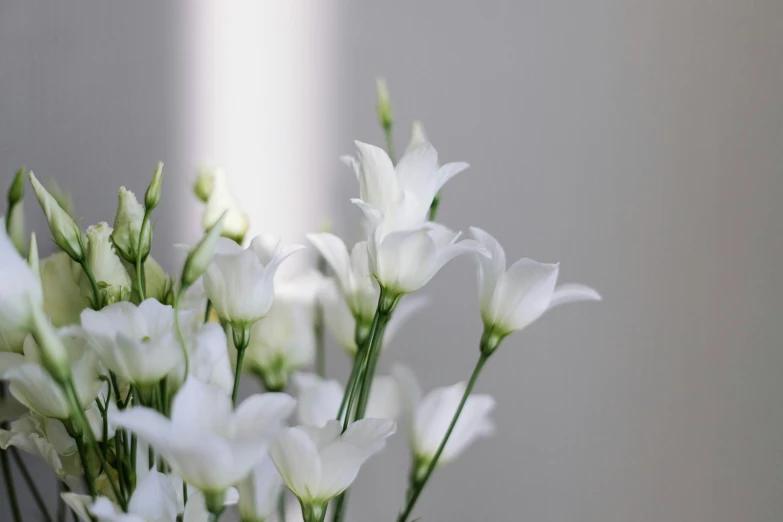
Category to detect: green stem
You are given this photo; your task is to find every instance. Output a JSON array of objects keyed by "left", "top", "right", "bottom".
[
  {"left": 330, "top": 490, "right": 348, "bottom": 522},
  {"left": 335, "top": 339, "right": 366, "bottom": 422},
  {"left": 396, "top": 352, "right": 490, "bottom": 522},
  {"left": 341, "top": 309, "right": 382, "bottom": 432},
  {"left": 277, "top": 490, "right": 286, "bottom": 522},
  {"left": 203, "top": 299, "right": 213, "bottom": 323},
  {"left": 314, "top": 255, "right": 327, "bottom": 377},
  {"left": 80, "top": 260, "right": 102, "bottom": 310},
  {"left": 383, "top": 124, "right": 396, "bottom": 164},
  {"left": 428, "top": 193, "right": 441, "bottom": 221},
  {"left": 130, "top": 385, "right": 139, "bottom": 477},
  {"left": 135, "top": 254, "right": 146, "bottom": 302},
  {"left": 0, "top": 440, "right": 22, "bottom": 522},
  {"left": 10, "top": 448, "right": 53, "bottom": 522},
  {"left": 56, "top": 483, "right": 68, "bottom": 522},
  {"left": 70, "top": 424, "right": 97, "bottom": 497},
  {"left": 231, "top": 327, "right": 250, "bottom": 407}
]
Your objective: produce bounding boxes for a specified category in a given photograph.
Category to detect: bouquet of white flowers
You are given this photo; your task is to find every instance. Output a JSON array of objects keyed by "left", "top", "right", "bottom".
[{"left": 0, "top": 80, "right": 600, "bottom": 522}]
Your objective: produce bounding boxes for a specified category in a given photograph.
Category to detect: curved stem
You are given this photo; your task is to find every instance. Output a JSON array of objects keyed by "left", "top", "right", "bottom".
[
  {"left": 231, "top": 327, "right": 250, "bottom": 407},
  {"left": 80, "top": 260, "right": 102, "bottom": 310},
  {"left": 135, "top": 255, "right": 146, "bottom": 302},
  {"left": 396, "top": 352, "right": 490, "bottom": 522}
]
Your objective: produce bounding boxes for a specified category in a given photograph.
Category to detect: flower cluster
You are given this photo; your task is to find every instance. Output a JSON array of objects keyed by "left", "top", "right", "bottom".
[{"left": 0, "top": 80, "right": 600, "bottom": 522}]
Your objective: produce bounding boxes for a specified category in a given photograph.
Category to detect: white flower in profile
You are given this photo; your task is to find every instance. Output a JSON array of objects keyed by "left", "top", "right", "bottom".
[
  {"left": 39, "top": 252, "right": 85, "bottom": 327},
  {"left": 237, "top": 455, "right": 283, "bottom": 522},
  {"left": 198, "top": 166, "right": 250, "bottom": 243},
  {"left": 203, "top": 235, "right": 305, "bottom": 329},
  {"left": 0, "top": 218, "right": 42, "bottom": 333},
  {"left": 80, "top": 299, "right": 189, "bottom": 388},
  {"left": 270, "top": 418, "right": 396, "bottom": 514},
  {"left": 0, "top": 329, "right": 101, "bottom": 419},
  {"left": 1, "top": 413, "right": 82, "bottom": 490},
  {"left": 470, "top": 227, "right": 601, "bottom": 342},
  {"left": 242, "top": 272, "right": 321, "bottom": 391},
  {"left": 293, "top": 372, "right": 401, "bottom": 428},
  {"left": 112, "top": 377, "right": 296, "bottom": 495},
  {"left": 318, "top": 279, "right": 428, "bottom": 357},
  {"left": 394, "top": 365, "right": 495, "bottom": 467},
  {"left": 111, "top": 187, "right": 150, "bottom": 264},
  {"left": 305, "top": 235, "right": 377, "bottom": 324}
]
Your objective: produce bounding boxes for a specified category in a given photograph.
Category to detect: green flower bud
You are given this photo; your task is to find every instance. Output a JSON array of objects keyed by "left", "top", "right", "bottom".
[
  {"left": 46, "top": 179, "right": 76, "bottom": 219},
  {"left": 81, "top": 222, "right": 132, "bottom": 307},
  {"left": 194, "top": 167, "right": 215, "bottom": 203},
  {"left": 7, "top": 202, "right": 26, "bottom": 255},
  {"left": 28, "top": 172, "right": 84, "bottom": 262},
  {"left": 145, "top": 162, "right": 164, "bottom": 210},
  {"left": 181, "top": 212, "right": 226, "bottom": 288},
  {"left": 112, "top": 187, "right": 151, "bottom": 263},
  {"left": 28, "top": 232, "right": 40, "bottom": 280},
  {"left": 376, "top": 77, "right": 393, "bottom": 129},
  {"left": 7, "top": 167, "right": 25, "bottom": 207}
]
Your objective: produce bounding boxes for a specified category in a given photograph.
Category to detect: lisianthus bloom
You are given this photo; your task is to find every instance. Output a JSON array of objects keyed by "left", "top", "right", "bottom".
[
  {"left": 237, "top": 455, "right": 283, "bottom": 522},
  {"left": 112, "top": 377, "right": 295, "bottom": 495},
  {"left": 470, "top": 227, "right": 601, "bottom": 342},
  {"left": 80, "top": 299, "right": 191, "bottom": 388},
  {"left": 0, "top": 328, "right": 101, "bottom": 419},
  {"left": 203, "top": 235, "right": 304, "bottom": 330},
  {"left": 394, "top": 365, "right": 495, "bottom": 468},
  {"left": 293, "top": 372, "right": 401, "bottom": 428},
  {"left": 79, "top": 222, "right": 132, "bottom": 307},
  {"left": 270, "top": 418, "right": 396, "bottom": 515}
]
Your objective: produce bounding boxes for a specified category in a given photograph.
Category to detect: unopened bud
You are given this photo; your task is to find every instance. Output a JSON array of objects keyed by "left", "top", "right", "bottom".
[
  {"left": 112, "top": 187, "right": 151, "bottom": 263},
  {"left": 30, "top": 306, "right": 71, "bottom": 385},
  {"left": 194, "top": 167, "right": 215, "bottom": 203},
  {"left": 145, "top": 162, "right": 164, "bottom": 210},
  {"left": 7, "top": 167, "right": 25, "bottom": 207},
  {"left": 7, "top": 203, "right": 26, "bottom": 255},
  {"left": 83, "top": 222, "right": 132, "bottom": 307},
  {"left": 28, "top": 172, "right": 84, "bottom": 262},
  {"left": 376, "top": 77, "right": 393, "bottom": 129},
  {"left": 406, "top": 121, "right": 430, "bottom": 153},
  {"left": 181, "top": 212, "right": 226, "bottom": 288},
  {"left": 28, "top": 232, "right": 40, "bottom": 280}
]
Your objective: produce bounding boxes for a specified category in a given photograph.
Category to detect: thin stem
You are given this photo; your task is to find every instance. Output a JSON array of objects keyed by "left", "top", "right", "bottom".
[
  {"left": 314, "top": 255, "right": 327, "bottom": 377},
  {"left": 0, "top": 382, "right": 22, "bottom": 522},
  {"left": 182, "top": 481, "right": 188, "bottom": 508},
  {"left": 383, "top": 124, "right": 396, "bottom": 164},
  {"left": 135, "top": 254, "right": 146, "bottom": 302},
  {"left": 354, "top": 291, "right": 397, "bottom": 420},
  {"left": 80, "top": 261, "right": 102, "bottom": 310},
  {"left": 335, "top": 340, "right": 366, "bottom": 421},
  {"left": 396, "top": 352, "right": 490, "bottom": 522},
  {"left": 71, "top": 427, "right": 96, "bottom": 497},
  {"left": 10, "top": 448, "right": 54, "bottom": 522},
  {"left": 203, "top": 299, "right": 213, "bottom": 323},
  {"left": 277, "top": 490, "right": 286, "bottom": 522},
  {"left": 56, "top": 482, "right": 69, "bottom": 522},
  {"left": 231, "top": 327, "right": 250, "bottom": 407},
  {"left": 130, "top": 385, "right": 139, "bottom": 477},
  {"left": 330, "top": 490, "right": 348, "bottom": 522},
  {"left": 341, "top": 309, "right": 382, "bottom": 432}
]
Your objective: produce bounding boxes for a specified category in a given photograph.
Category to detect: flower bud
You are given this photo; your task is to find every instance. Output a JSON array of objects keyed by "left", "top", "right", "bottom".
[
  {"left": 28, "top": 172, "right": 84, "bottom": 262},
  {"left": 28, "top": 232, "right": 40, "bottom": 280},
  {"left": 111, "top": 187, "right": 151, "bottom": 263},
  {"left": 29, "top": 305, "right": 72, "bottom": 385},
  {"left": 194, "top": 167, "right": 215, "bottom": 203},
  {"left": 7, "top": 202, "right": 26, "bottom": 255},
  {"left": 7, "top": 167, "right": 25, "bottom": 207},
  {"left": 46, "top": 179, "right": 75, "bottom": 218},
  {"left": 376, "top": 77, "right": 393, "bottom": 129},
  {"left": 181, "top": 212, "right": 226, "bottom": 288},
  {"left": 200, "top": 167, "right": 249, "bottom": 243},
  {"left": 406, "top": 121, "right": 429, "bottom": 153},
  {"left": 144, "top": 162, "right": 164, "bottom": 210},
  {"left": 81, "top": 222, "right": 132, "bottom": 307}
]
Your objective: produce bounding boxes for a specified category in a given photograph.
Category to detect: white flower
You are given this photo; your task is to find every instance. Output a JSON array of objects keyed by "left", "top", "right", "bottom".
[
  {"left": 306, "top": 235, "right": 377, "bottom": 324},
  {"left": 0, "top": 218, "right": 42, "bottom": 333},
  {"left": 394, "top": 365, "right": 495, "bottom": 467},
  {"left": 237, "top": 455, "right": 283, "bottom": 522},
  {"left": 111, "top": 187, "right": 150, "bottom": 263},
  {"left": 40, "top": 252, "right": 85, "bottom": 327},
  {"left": 364, "top": 221, "right": 487, "bottom": 295},
  {"left": 80, "top": 222, "right": 132, "bottom": 307},
  {"left": 243, "top": 273, "right": 321, "bottom": 390},
  {"left": 293, "top": 372, "right": 400, "bottom": 428},
  {"left": 199, "top": 166, "right": 250, "bottom": 243},
  {"left": 0, "top": 328, "right": 101, "bottom": 419},
  {"left": 90, "top": 470, "right": 177, "bottom": 522},
  {"left": 470, "top": 227, "right": 601, "bottom": 338},
  {"left": 318, "top": 280, "right": 428, "bottom": 357},
  {"left": 344, "top": 141, "right": 467, "bottom": 227},
  {"left": 203, "top": 235, "right": 304, "bottom": 328},
  {"left": 270, "top": 418, "right": 396, "bottom": 508},
  {"left": 0, "top": 413, "right": 82, "bottom": 490},
  {"left": 112, "top": 377, "right": 296, "bottom": 493},
  {"left": 80, "top": 299, "right": 189, "bottom": 387}
]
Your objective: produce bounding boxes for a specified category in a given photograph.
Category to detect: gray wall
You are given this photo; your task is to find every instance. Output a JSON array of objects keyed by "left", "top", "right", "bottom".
[{"left": 3, "top": 1, "right": 783, "bottom": 521}]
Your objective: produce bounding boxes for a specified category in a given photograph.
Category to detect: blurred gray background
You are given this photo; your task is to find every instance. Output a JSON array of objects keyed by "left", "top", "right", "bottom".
[{"left": 2, "top": 1, "right": 783, "bottom": 521}]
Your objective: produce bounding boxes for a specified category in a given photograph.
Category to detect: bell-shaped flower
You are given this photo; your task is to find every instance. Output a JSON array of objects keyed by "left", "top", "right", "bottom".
[
  {"left": 360, "top": 218, "right": 487, "bottom": 296},
  {"left": 318, "top": 279, "right": 427, "bottom": 357},
  {"left": 270, "top": 418, "right": 396, "bottom": 513},
  {"left": 306, "top": 234, "right": 378, "bottom": 325},
  {"left": 242, "top": 273, "right": 320, "bottom": 391},
  {"left": 111, "top": 187, "right": 150, "bottom": 264},
  {"left": 470, "top": 227, "right": 601, "bottom": 340},
  {"left": 80, "top": 222, "right": 132, "bottom": 308},
  {"left": 237, "top": 455, "right": 283, "bottom": 522},
  {"left": 343, "top": 141, "right": 468, "bottom": 227},
  {"left": 80, "top": 299, "right": 189, "bottom": 388},
  {"left": 0, "top": 328, "right": 101, "bottom": 419},
  {"left": 199, "top": 166, "right": 250, "bottom": 243},
  {"left": 40, "top": 252, "right": 85, "bottom": 327},
  {"left": 0, "top": 218, "right": 42, "bottom": 333},
  {"left": 111, "top": 377, "right": 296, "bottom": 495},
  {"left": 203, "top": 235, "right": 304, "bottom": 329},
  {"left": 293, "top": 372, "right": 401, "bottom": 428},
  {"left": 394, "top": 365, "right": 495, "bottom": 468},
  {"left": 1, "top": 413, "right": 82, "bottom": 490}
]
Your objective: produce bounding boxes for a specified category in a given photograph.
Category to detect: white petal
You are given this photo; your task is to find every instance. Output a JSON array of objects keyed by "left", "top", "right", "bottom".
[
  {"left": 234, "top": 392, "right": 297, "bottom": 439},
  {"left": 61, "top": 493, "right": 93, "bottom": 522},
  {"left": 306, "top": 233, "right": 352, "bottom": 290},
  {"left": 469, "top": 227, "right": 507, "bottom": 313},
  {"left": 170, "top": 378, "right": 233, "bottom": 434},
  {"left": 491, "top": 258, "right": 559, "bottom": 332},
  {"left": 128, "top": 470, "right": 178, "bottom": 522},
  {"left": 341, "top": 418, "right": 397, "bottom": 454},
  {"left": 548, "top": 283, "right": 602, "bottom": 309},
  {"left": 270, "top": 427, "right": 322, "bottom": 501}
]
